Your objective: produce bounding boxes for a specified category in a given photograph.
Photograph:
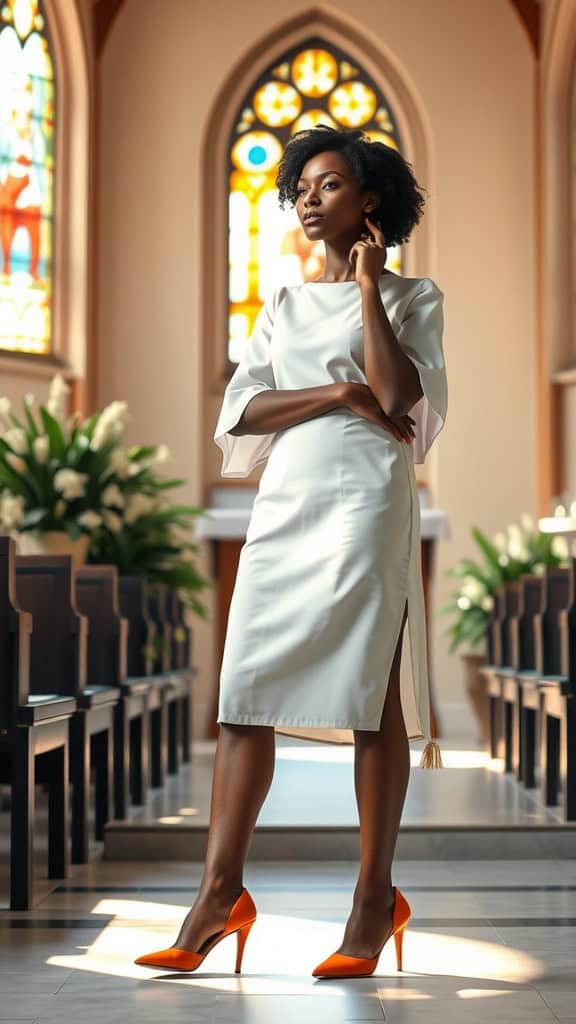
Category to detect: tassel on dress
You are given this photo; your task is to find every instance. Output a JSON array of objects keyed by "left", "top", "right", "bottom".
[{"left": 418, "top": 739, "right": 443, "bottom": 769}]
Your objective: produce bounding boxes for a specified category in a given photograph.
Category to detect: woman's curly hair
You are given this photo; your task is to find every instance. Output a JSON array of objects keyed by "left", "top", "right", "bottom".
[{"left": 275, "top": 125, "right": 426, "bottom": 247}]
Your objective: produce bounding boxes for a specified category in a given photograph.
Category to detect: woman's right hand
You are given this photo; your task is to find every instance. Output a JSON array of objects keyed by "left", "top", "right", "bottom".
[{"left": 338, "top": 382, "right": 416, "bottom": 444}]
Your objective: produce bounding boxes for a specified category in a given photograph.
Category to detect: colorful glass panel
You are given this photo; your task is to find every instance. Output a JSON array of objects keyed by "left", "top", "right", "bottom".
[
  {"left": 0, "top": 0, "right": 54, "bottom": 355},
  {"left": 227, "top": 38, "right": 404, "bottom": 363}
]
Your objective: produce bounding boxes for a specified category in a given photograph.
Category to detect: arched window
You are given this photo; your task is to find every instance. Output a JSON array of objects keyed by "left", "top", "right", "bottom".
[
  {"left": 227, "top": 38, "right": 403, "bottom": 363},
  {"left": 0, "top": 0, "right": 55, "bottom": 355}
]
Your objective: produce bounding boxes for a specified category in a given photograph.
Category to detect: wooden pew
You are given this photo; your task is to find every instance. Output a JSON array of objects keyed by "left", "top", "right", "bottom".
[
  {"left": 14, "top": 554, "right": 120, "bottom": 865},
  {"left": 481, "top": 566, "right": 576, "bottom": 818},
  {"left": 557, "top": 558, "right": 576, "bottom": 818},
  {"left": 513, "top": 574, "right": 544, "bottom": 789},
  {"left": 165, "top": 590, "right": 196, "bottom": 765},
  {"left": 532, "top": 564, "right": 576, "bottom": 818},
  {"left": 147, "top": 583, "right": 190, "bottom": 778},
  {"left": 145, "top": 583, "right": 170, "bottom": 785},
  {"left": 116, "top": 576, "right": 166, "bottom": 816},
  {"left": 74, "top": 566, "right": 125, "bottom": 856},
  {"left": 496, "top": 582, "right": 522, "bottom": 774},
  {"left": 481, "top": 586, "right": 510, "bottom": 760},
  {"left": 0, "top": 538, "right": 75, "bottom": 909}
]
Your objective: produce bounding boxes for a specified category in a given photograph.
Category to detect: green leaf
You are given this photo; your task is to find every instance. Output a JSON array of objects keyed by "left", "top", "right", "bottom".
[
  {"left": 0, "top": 459, "right": 34, "bottom": 500},
  {"left": 22, "top": 402, "right": 39, "bottom": 440},
  {"left": 66, "top": 521, "right": 82, "bottom": 540},
  {"left": 129, "top": 445, "right": 157, "bottom": 462},
  {"left": 144, "top": 477, "right": 186, "bottom": 491},
  {"left": 40, "top": 408, "right": 66, "bottom": 459},
  {"left": 21, "top": 507, "right": 49, "bottom": 528},
  {"left": 8, "top": 411, "right": 26, "bottom": 431},
  {"left": 472, "top": 526, "right": 501, "bottom": 571}
]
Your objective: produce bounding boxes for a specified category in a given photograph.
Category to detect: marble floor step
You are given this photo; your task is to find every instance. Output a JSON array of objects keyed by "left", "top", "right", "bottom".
[
  {"left": 104, "top": 819, "right": 576, "bottom": 861},
  {"left": 103, "top": 740, "right": 576, "bottom": 862}
]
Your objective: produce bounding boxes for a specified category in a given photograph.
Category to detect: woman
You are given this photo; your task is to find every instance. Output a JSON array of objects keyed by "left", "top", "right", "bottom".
[{"left": 136, "top": 125, "right": 448, "bottom": 979}]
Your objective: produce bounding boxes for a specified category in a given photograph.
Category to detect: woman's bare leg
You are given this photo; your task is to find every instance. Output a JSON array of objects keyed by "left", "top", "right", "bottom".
[
  {"left": 339, "top": 603, "right": 410, "bottom": 958},
  {"left": 175, "top": 723, "right": 275, "bottom": 950}
]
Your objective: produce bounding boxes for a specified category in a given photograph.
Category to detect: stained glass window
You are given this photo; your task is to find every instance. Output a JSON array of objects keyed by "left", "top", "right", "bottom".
[
  {"left": 227, "top": 38, "right": 403, "bottom": 363},
  {"left": 0, "top": 0, "right": 54, "bottom": 355}
]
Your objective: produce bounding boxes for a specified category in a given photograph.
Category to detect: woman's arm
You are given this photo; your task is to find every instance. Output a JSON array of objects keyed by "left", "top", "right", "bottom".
[
  {"left": 230, "top": 383, "right": 415, "bottom": 443},
  {"left": 350, "top": 216, "right": 423, "bottom": 419},
  {"left": 360, "top": 279, "right": 423, "bottom": 419},
  {"left": 229, "top": 384, "right": 347, "bottom": 436}
]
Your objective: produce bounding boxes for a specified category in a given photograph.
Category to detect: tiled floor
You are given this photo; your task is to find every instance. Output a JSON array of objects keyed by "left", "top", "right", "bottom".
[
  {"left": 1, "top": 736, "right": 575, "bottom": 1021},
  {"left": 1, "top": 859, "right": 576, "bottom": 1022}
]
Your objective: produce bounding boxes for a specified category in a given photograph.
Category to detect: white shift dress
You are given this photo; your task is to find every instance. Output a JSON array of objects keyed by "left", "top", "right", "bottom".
[{"left": 213, "top": 273, "right": 448, "bottom": 740}]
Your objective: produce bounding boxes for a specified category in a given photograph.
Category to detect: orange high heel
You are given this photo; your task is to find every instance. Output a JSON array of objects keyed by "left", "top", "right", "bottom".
[
  {"left": 312, "top": 886, "right": 411, "bottom": 979},
  {"left": 134, "top": 888, "right": 257, "bottom": 974}
]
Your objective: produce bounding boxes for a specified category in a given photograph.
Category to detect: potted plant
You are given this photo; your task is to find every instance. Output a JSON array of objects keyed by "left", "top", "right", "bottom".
[
  {"left": 0, "top": 378, "right": 211, "bottom": 617},
  {"left": 86, "top": 442, "right": 211, "bottom": 619},
  {"left": 439, "top": 515, "right": 566, "bottom": 743}
]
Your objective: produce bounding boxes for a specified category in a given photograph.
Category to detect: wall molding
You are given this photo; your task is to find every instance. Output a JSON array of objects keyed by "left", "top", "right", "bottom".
[
  {"left": 537, "top": 0, "right": 576, "bottom": 509},
  {"left": 509, "top": 0, "right": 541, "bottom": 56},
  {"left": 0, "top": 0, "right": 91, "bottom": 388}
]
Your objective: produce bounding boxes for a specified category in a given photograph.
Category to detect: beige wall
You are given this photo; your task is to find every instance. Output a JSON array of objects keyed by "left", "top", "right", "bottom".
[{"left": 97, "top": 0, "right": 537, "bottom": 735}]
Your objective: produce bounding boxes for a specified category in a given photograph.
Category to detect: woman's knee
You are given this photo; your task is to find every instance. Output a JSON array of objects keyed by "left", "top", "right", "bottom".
[{"left": 219, "top": 722, "right": 275, "bottom": 743}]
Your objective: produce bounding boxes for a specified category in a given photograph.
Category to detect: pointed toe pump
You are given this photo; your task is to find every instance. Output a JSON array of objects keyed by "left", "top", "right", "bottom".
[
  {"left": 312, "top": 886, "right": 411, "bottom": 979},
  {"left": 134, "top": 887, "right": 257, "bottom": 974}
]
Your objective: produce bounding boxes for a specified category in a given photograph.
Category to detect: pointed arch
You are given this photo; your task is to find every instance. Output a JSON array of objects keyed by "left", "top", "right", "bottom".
[
  {"left": 226, "top": 40, "right": 406, "bottom": 364},
  {"left": 201, "top": 6, "right": 435, "bottom": 394},
  {"left": 0, "top": 0, "right": 90, "bottom": 385}
]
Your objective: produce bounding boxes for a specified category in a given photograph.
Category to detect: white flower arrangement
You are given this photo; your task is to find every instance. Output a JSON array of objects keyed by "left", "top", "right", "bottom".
[
  {"left": 440, "top": 516, "right": 565, "bottom": 654},
  {"left": 0, "top": 375, "right": 210, "bottom": 616},
  {"left": 0, "top": 375, "right": 133, "bottom": 538}
]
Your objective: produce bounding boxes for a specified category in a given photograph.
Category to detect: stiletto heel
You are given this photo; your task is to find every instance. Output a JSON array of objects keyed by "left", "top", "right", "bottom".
[
  {"left": 134, "top": 888, "right": 257, "bottom": 974},
  {"left": 235, "top": 920, "right": 254, "bottom": 973},
  {"left": 312, "top": 886, "right": 411, "bottom": 979},
  {"left": 393, "top": 924, "right": 405, "bottom": 971}
]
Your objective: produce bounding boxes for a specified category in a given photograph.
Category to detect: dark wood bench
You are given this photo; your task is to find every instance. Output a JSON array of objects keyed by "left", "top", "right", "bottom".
[
  {"left": 481, "top": 586, "right": 510, "bottom": 760},
  {"left": 0, "top": 538, "right": 75, "bottom": 909},
  {"left": 531, "top": 564, "right": 576, "bottom": 818},
  {"left": 144, "top": 583, "right": 171, "bottom": 785},
  {"left": 495, "top": 581, "right": 522, "bottom": 774},
  {"left": 74, "top": 566, "right": 126, "bottom": 857},
  {"left": 513, "top": 574, "right": 544, "bottom": 788},
  {"left": 147, "top": 583, "right": 191, "bottom": 778},
  {"left": 166, "top": 590, "right": 195, "bottom": 765},
  {"left": 14, "top": 554, "right": 121, "bottom": 865},
  {"left": 116, "top": 576, "right": 167, "bottom": 817}
]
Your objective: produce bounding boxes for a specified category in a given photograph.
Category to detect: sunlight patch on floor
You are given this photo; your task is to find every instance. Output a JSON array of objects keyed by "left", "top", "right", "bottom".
[{"left": 45, "top": 904, "right": 544, "bottom": 992}]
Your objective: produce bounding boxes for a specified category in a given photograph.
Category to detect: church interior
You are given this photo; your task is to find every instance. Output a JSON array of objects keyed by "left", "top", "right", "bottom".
[{"left": 0, "top": 0, "right": 576, "bottom": 1020}]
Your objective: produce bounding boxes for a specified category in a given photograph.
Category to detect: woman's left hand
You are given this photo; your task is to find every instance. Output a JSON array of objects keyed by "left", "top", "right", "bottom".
[{"left": 349, "top": 216, "right": 387, "bottom": 285}]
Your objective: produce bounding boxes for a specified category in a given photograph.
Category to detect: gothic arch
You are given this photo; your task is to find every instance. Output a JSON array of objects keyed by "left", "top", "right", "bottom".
[
  {"left": 200, "top": 6, "right": 436, "bottom": 398},
  {"left": 0, "top": 0, "right": 91, "bottom": 387}
]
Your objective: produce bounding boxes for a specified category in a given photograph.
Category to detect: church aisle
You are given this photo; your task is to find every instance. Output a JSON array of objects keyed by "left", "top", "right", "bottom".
[
  {"left": 0, "top": 857, "right": 575, "bottom": 1022},
  {"left": 103, "top": 736, "right": 576, "bottom": 862}
]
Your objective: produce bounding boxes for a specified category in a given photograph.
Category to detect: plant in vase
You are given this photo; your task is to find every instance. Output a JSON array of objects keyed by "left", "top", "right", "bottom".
[
  {"left": 86, "top": 443, "right": 211, "bottom": 620},
  {"left": 0, "top": 376, "right": 133, "bottom": 562},
  {"left": 438, "top": 514, "right": 568, "bottom": 742}
]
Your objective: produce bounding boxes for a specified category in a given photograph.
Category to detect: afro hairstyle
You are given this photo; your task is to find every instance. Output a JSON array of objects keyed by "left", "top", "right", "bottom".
[{"left": 275, "top": 124, "right": 426, "bottom": 247}]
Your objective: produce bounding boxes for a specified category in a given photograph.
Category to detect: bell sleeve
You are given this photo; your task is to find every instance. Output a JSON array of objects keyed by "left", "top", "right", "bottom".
[
  {"left": 214, "top": 288, "right": 279, "bottom": 478},
  {"left": 397, "top": 277, "right": 448, "bottom": 464}
]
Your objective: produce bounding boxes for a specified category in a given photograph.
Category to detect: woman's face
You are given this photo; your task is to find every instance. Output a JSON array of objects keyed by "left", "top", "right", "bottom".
[{"left": 295, "top": 150, "right": 375, "bottom": 242}]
